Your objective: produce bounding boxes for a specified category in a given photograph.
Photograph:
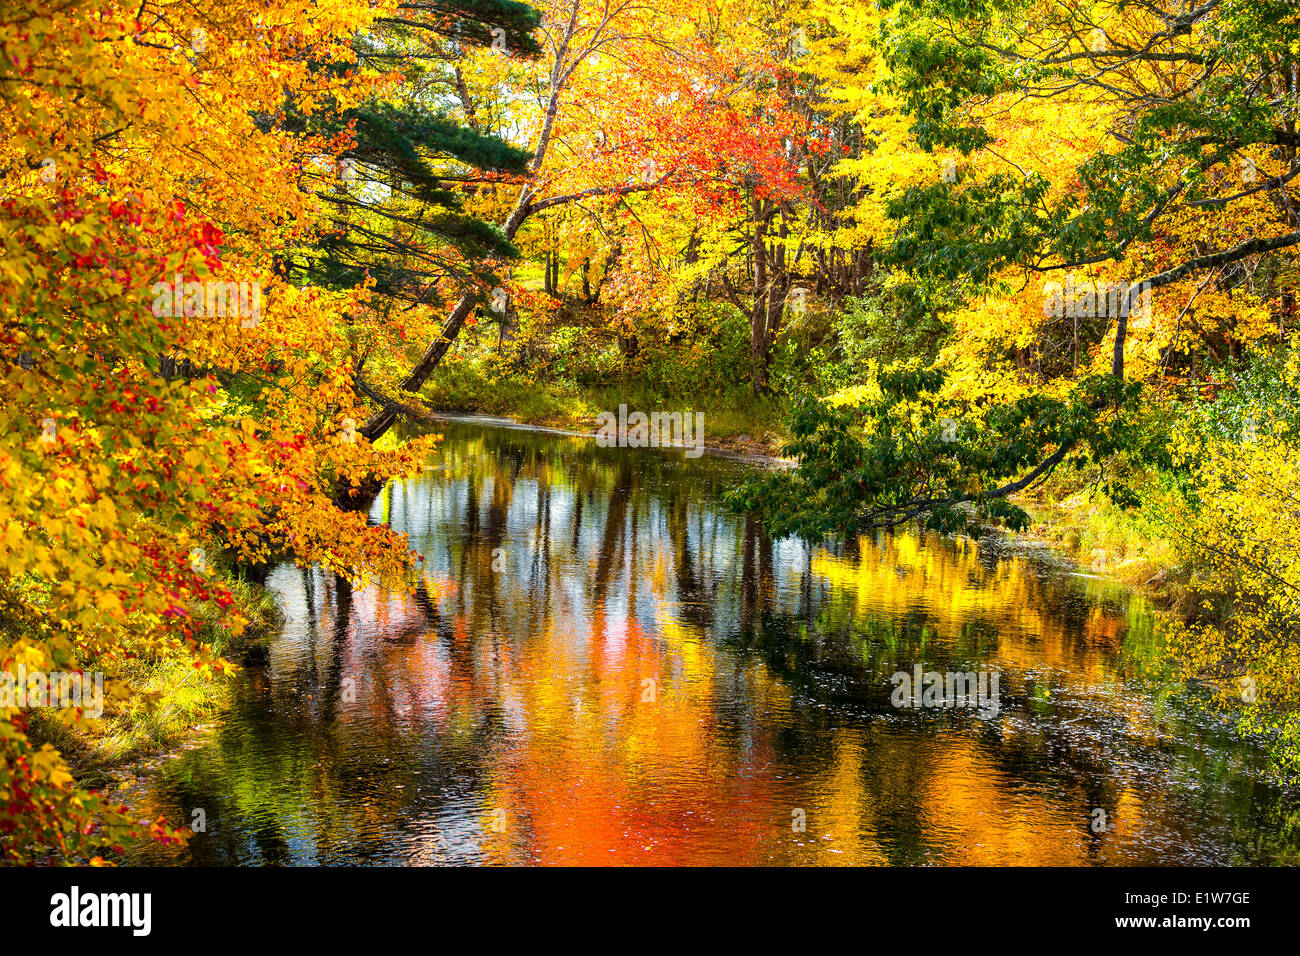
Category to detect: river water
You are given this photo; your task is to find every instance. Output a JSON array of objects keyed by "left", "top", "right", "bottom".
[{"left": 129, "top": 418, "right": 1300, "bottom": 864}]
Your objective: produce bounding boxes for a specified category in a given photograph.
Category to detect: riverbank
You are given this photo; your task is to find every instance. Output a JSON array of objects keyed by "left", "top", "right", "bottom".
[
  {"left": 420, "top": 357, "right": 791, "bottom": 457},
  {"left": 1019, "top": 478, "right": 1205, "bottom": 629},
  {"left": 27, "top": 574, "right": 281, "bottom": 792}
]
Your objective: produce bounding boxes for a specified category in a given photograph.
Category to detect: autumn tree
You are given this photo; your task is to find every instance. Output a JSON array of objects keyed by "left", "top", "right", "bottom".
[
  {"left": 0, "top": 0, "right": 442, "bottom": 862},
  {"left": 732, "top": 0, "right": 1300, "bottom": 535}
]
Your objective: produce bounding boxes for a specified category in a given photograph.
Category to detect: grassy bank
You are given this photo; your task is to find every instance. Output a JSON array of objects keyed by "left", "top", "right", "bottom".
[
  {"left": 422, "top": 356, "right": 792, "bottom": 456},
  {"left": 1017, "top": 463, "right": 1238, "bottom": 657},
  {"left": 1023, "top": 486, "right": 1181, "bottom": 588},
  {"left": 26, "top": 574, "right": 281, "bottom": 788}
]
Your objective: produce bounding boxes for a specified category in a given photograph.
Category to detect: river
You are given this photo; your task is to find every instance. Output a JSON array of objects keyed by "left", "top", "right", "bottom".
[{"left": 128, "top": 417, "right": 1300, "bottom": 864}]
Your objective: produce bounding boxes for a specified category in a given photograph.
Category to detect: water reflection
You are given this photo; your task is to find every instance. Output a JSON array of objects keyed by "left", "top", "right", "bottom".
[{"left": 130, "top": 420, "right": 1300, "bottom": 865}]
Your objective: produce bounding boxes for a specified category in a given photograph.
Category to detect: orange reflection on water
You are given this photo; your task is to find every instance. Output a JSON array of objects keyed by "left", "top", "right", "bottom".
[{"left": 130, "top": 424, "right": 1291, "bottom": 866}]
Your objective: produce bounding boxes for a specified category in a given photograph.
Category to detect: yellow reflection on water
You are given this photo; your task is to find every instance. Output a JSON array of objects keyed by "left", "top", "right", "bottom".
[{"left": 133, "top": 427, "right": 1274, "bottom": 866}]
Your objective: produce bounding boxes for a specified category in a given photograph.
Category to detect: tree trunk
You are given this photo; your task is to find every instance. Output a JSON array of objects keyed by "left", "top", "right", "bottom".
[
  {"left": 749, "top": 201, "right": 788, "bottom": 395},
  {"left": 750, "top": 207, "right": 769, "bottom": 394},
  {"left": 357, "top": 1, "right": 614, "bottom": 443}
]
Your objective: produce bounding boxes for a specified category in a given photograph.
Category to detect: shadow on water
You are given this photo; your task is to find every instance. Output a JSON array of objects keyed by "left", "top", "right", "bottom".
[{"left": 129, "top": 418, "right": 1300, "bottom": 865}]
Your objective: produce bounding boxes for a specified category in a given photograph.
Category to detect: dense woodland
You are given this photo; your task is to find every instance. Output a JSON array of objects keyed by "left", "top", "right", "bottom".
[{"left": 5, "top": 0, "right": 1300, "bottom": 863}]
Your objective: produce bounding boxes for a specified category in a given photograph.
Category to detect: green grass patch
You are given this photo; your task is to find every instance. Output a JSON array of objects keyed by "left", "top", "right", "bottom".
[
  {"left": 424, "top": 356, "right": 791, "bottom": 453},
  {"left": 27, "top": 574, "right": 280, "bottom": 779}
]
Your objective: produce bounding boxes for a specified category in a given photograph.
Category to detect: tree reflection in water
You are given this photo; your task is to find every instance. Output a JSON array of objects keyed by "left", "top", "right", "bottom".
[{"left": 130, "top": 420, "right": 1300, "bottom": 866}]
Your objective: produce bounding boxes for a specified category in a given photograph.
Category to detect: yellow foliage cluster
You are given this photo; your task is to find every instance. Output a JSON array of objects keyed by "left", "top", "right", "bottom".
[
  {"left": 0, "top": 0, "right": 434, "bottom": 861},
  {"left": 1158, "top": 364, "right": 1300, "bottom": 776}
]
